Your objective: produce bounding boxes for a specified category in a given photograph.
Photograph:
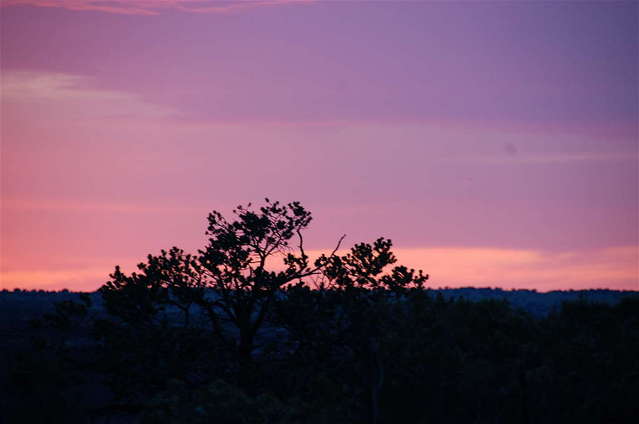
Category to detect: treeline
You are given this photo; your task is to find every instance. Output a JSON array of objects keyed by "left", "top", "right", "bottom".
[
  {"left": 2, "top": 201, "right": 638, "bottom": 423},
  {"left": 3, "top": 289, "right": 638, "bottom": 423},
  {"left": 2, "top": 286, "right": 635, "bottom": 319}
]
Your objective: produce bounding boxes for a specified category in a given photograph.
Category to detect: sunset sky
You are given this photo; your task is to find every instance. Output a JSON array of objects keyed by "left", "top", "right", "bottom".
[{"left": 1, "top": 0, "right": 637, "bottom": 291}]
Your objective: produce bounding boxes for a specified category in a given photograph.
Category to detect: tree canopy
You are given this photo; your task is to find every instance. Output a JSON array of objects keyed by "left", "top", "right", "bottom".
[{"left": 100, "top": 199, "right": 427, "bottom": 363}]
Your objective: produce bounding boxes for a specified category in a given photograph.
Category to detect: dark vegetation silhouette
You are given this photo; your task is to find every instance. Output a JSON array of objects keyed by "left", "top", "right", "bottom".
[{"left": 1, "top": 200, "right": 638, "bottom": 424}]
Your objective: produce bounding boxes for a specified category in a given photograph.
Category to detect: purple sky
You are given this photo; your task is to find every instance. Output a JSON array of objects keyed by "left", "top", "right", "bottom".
[{"left": 1, "top": 0, "right": 638, "bottom": 291}]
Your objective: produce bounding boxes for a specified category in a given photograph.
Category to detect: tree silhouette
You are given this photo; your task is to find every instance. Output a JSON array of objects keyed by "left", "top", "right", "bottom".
[
  {"left": 101, "top": 199, "right": 344, "bottom": 364},
  {"left": 276, "top": 237, "right": 428, "bottom": 424}
]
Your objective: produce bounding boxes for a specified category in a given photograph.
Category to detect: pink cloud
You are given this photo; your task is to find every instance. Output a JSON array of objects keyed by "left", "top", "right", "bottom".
[{"left": 2, "top": 0, "right": 313, "bottom": 15}]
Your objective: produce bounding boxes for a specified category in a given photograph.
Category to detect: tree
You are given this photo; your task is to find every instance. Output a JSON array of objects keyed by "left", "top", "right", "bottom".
[
  {"left": 276, "top": 237, "right": 429, "bottom": 424},
  {"left": 99, "top": 199, "right": 435, "bottom": 422},
  {"left": 101, "top": 199, "right": 344, "bottom": 364}
]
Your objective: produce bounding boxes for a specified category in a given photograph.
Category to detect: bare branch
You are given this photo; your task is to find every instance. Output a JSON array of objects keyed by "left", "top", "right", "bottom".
[{"left": 329, "top": 234, "right": 347, "bottom": 258}]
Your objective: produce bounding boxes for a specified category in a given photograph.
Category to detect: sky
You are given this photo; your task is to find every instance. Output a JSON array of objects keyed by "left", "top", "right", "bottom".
[{"left": 1, "top": 0, "right": 638, "bottom": 292}]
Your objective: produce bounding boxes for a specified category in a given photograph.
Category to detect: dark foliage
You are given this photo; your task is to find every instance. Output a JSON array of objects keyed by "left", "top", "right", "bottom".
[{"left": 2, "top": 201, "right": 638, "bottom": 424}]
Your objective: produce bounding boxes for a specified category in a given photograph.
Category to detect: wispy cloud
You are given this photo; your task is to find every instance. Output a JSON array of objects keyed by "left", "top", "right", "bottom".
[
  {"left": 2, "top": 0, "right": 314, "bottom": 15},
  {"left": 2, "top": 71, "right": 174, "bottom": 119}
]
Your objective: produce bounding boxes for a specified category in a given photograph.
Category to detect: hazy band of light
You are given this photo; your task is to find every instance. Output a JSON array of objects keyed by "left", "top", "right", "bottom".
[{"left": 2, "top": 246, "right": 637, "bottom": 292}]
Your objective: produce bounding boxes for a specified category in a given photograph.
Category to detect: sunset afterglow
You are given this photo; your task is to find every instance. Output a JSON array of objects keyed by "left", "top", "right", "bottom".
[{"left": 1, "top": 0, "right": 637, "bottom": 291}]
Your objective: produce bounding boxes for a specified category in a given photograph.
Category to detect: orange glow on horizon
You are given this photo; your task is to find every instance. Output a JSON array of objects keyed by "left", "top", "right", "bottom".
[{"left": 2, "top": 246, "right": 637, "bottom": 292}]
